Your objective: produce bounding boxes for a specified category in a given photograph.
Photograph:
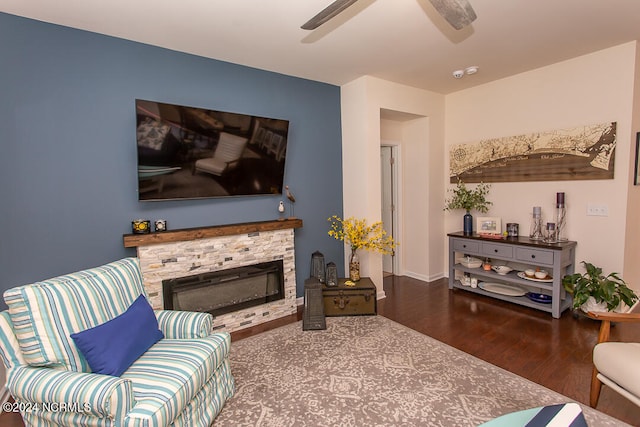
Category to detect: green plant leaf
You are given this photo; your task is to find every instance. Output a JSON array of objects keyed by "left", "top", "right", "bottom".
[
  {"left": 444, "top": 179, "right": 492, "bottom": 213},
  {"left": 562, "top": 261, "right": 638, "bottom": 311}
]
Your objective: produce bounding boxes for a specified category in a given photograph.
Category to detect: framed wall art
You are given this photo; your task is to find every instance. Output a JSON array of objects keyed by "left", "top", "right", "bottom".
[
  {"left": 476, "top": 217, "right": 502, "bottom": 236},
  {"left": 635, "top": 132, "right": 640, "bottom": 186},
  {"left": 450, "top": 122, "right": 617, "bottom": 183}
]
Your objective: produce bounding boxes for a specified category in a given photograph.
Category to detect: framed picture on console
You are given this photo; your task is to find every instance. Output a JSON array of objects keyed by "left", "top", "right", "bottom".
[
  {"left": 477, "top": 216, "right": 502, "bottom": 235},
  {"left": 635, "top": 132, "right": 640, "bottom": 186}
]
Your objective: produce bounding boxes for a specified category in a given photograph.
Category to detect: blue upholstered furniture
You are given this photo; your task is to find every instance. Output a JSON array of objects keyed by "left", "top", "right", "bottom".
[
  {"left": 0, "top": 258, "right": 235, "bottom": 426},
  {"left": 479, "top": 403, "right": 587, "bottom": 427}
]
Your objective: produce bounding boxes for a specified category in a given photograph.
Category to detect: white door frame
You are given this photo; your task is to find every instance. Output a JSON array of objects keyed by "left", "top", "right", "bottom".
[{"left": 380, "top": 142, "right": 401, "bottom": 276}]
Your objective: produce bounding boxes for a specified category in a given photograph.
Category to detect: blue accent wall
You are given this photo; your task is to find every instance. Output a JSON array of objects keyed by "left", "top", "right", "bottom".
[{"left": 0, "top": 13, "right": 344, "bottom": 309}]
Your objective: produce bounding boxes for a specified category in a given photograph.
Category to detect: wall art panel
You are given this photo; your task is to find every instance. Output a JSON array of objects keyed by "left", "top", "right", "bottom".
[{"left": 449, "top": 122, "right": 616, "bottom": 183}]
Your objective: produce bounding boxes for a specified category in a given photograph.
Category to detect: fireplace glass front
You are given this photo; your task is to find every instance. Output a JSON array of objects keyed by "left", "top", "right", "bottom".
[{"left": 163, "top": 260, "right": 285, "bottom": 316}]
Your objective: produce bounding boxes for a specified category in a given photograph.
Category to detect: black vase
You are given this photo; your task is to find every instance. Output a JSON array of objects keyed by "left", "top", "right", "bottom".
[{"left": 463, "top": 211, "right": 473, "bottom": 235}]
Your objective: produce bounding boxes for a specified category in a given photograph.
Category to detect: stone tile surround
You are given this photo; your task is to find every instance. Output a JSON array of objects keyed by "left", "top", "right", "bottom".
[{"left": 124, "top": 220, "right": 301, "bottom": 333}]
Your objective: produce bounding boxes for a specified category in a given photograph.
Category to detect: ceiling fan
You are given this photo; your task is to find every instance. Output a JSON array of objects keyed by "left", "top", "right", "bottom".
[{"left": 301, "top": 0, "right": 477, "bottom": 31}]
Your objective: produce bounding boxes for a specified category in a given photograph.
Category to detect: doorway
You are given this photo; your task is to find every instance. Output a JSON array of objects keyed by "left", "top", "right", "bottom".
[{"left": 380, "top": 145, "right": 398, "bottom": 276}]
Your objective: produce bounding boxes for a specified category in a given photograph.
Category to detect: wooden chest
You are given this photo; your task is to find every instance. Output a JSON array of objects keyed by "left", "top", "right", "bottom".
[{"left": 322, "top": 277, "right": 377, "bottom": 316}]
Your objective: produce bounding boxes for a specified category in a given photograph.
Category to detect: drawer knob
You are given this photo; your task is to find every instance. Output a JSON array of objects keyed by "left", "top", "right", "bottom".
[
  {"left": 463, "top": 244, "right": 467, "bottom": 248},
  {"left": 531, "top": 255, "right": 536, "bottom": 259},
  {"left": 494, "top": 249, "right": 498, "bottom": 253}
]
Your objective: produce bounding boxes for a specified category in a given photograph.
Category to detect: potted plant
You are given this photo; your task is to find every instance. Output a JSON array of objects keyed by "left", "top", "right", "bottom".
[
  {"left": 562, "top": 261, "right": 638, "bottom": 312},
  {"left": 327, "top": 216, "right": 396, "bottom": 282},
  {"left": 444, "top": 179, "right": 492, "bottom": 234}
]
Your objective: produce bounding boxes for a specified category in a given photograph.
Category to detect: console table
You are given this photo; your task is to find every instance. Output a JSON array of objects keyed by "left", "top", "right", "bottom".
[{"left": 448, "top": 232, "right": 577, "bottom": 318}]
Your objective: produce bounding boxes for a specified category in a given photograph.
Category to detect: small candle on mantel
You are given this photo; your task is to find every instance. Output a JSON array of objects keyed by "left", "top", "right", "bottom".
[{"left": 556, "top": 192, "right": 565, "bottom": 207}]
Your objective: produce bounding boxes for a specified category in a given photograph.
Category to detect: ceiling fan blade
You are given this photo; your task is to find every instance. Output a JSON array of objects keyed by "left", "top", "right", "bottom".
[
  {"left": 428, "top": 0, "right": 477, "bottom": 30},
  {"left": 301, "top": 0, "right": 360, "bottom": 30}
]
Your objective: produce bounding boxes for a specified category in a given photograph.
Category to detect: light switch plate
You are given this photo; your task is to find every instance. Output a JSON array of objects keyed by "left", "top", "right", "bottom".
[{"left": 586, "top": 204, "right": 608, "bottom": 216}]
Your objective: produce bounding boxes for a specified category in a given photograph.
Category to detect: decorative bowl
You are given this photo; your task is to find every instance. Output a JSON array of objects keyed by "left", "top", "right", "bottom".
[
  {"left": 534, "top": 270, "right": 549, "bottom": 279},
  {"left": 524, "top": 269, "right": 536, "bottom": 278},
  {"left": 491, "top": 265, "right": 513, "bottom": 275},
  {"left": 526, "top": 292, "right": 552, "bottom": 304}
]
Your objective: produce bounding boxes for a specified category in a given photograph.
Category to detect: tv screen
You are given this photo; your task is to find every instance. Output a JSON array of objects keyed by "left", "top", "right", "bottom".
[{"left": 135, "top": 99, "right": 289, "bottom": 201}]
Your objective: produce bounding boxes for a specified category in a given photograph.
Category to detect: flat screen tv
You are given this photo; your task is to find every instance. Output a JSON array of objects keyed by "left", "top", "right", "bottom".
[{"left": 135, "top": 99, "right": 290, "bottom": 201}]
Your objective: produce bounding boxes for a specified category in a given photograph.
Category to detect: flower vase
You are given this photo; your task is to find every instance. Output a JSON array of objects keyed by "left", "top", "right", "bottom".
[
  {"left": 349, "top": 250, "right": 361, "bottom": 282},
  {"left": 463, "top": 211, "right": 473, "bottom": 235}
]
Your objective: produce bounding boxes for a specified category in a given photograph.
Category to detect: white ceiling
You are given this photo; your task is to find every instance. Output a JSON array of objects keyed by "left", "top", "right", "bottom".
[{"left": 2, "top": 0, "right": 640, "bottom": 94}]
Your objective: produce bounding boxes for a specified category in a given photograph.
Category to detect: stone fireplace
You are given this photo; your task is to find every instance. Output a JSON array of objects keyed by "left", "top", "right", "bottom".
[{"left": 123, "top": 219, "right": 302, "bottom": 332}]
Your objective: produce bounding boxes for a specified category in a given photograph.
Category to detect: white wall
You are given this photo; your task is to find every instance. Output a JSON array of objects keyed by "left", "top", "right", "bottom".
[
  {"left": 341, "top": 76, "right": 446, "bottom": 292},
  {"left": 445, "top": 42, "right": 639, "bottom": 286},
  {"left": 340, "top": 42, "right": 639, "bottom": 292}
]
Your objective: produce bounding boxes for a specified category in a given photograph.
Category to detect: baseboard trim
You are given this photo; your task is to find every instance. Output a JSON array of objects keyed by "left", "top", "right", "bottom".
[{"left": 403, "top": 271, "right": 444, "bottom": 283}]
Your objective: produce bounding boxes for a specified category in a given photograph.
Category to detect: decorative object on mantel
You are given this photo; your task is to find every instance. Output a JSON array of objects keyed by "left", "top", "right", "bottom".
[
  {"left": 449, "top": 122, "right": 617, "bottom": 183},
  {"left": 327, "top": 216, "right": 396, "bottom": 282},
  {"left": 529, "top": 206, "right": 544, "bottom": 240},
  {"left": 154, "top": 219, "right": 167, "bottom": 232},
  {"left": 555, "top": 192, "right": 568, "bottom": 241},
  {"left": 310, "top": 251, "right": 326, "bottom": 284},
  {"left": 277, "top": 200, "right": 285, "bottom": 220},
  {"left": 444, "top": 179, "right": 492, "bottom": 235},
  {"left": 285, "top": 185, "right": 296, "bottom": 218},
  {"left": 562, "top": 261, "right": 638, "bottom": 312},
  {"left": 131, "top": 219, "right": 150, "bottom": 234}
]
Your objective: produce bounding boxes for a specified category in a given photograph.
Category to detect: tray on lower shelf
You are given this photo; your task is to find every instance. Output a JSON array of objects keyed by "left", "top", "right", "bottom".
[{"left": 478, "top": 282, "right": 527, "bottom": 296}]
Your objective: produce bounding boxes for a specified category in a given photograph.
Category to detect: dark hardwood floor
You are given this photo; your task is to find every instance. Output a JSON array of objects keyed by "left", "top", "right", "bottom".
[
  {"left": 379, "top": 276, "right": 640, "bottom": 426},
  {"left": 2, "top": 275, "right": 639, "bottom": 426}
]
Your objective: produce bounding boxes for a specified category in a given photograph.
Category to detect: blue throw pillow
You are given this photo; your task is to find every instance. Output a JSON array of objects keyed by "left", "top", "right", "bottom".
[{"left": 71, "top": 294, "right": 164, "bottom": 376}]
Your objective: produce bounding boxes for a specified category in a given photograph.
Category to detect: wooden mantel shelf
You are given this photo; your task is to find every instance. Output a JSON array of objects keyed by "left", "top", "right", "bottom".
[{"left": 123, "top": 218, "right": 303, "bottom": 248}]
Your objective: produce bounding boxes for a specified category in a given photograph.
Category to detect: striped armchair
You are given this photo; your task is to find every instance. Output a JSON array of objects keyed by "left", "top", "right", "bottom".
[{"left": 0, "top": 258, "right": 235, "bottom": 426}]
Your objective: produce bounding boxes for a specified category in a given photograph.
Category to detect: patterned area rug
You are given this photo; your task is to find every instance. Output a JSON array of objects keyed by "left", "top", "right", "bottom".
[{"left": 214, "top": 316, "right": 627, "bottom": 426}]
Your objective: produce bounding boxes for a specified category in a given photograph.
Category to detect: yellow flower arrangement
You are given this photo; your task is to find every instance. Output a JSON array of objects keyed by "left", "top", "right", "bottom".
[{"left": 327, "top": 215, "right": 396, "bottom": 255}]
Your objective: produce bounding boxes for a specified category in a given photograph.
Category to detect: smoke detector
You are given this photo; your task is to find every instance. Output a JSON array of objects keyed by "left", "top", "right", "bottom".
[
  {"left": 465, "top": 66, "right": 479, "bottom": 75},
  {"left": 452, "top": 66, "right": 479, "bottom": 79}
]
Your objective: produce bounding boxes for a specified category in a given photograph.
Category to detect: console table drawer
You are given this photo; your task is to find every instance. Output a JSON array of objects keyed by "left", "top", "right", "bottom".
[
  {"left": 515, "top": 247, "right": 554, "bottom": 266},
  {"left": 482, "top": 243, "right": 513, "bottom": 258},
  {"left": 452, "top": 238, "right": 480, "bottom": 254}
]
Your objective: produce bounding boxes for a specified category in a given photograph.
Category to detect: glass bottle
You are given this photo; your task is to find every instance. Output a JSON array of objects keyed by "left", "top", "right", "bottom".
[
  {"left": 555, "top": 192, "right": 567, "bottom": 241},
  {"left": 349, "top": 250, "right": 360, "bottom": 282},
  {"left": 545, "top": 222, "right": 557, "bottom": 243},
  {"left": 529, "top": 206, "right": 543, "bottom": 240}
]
